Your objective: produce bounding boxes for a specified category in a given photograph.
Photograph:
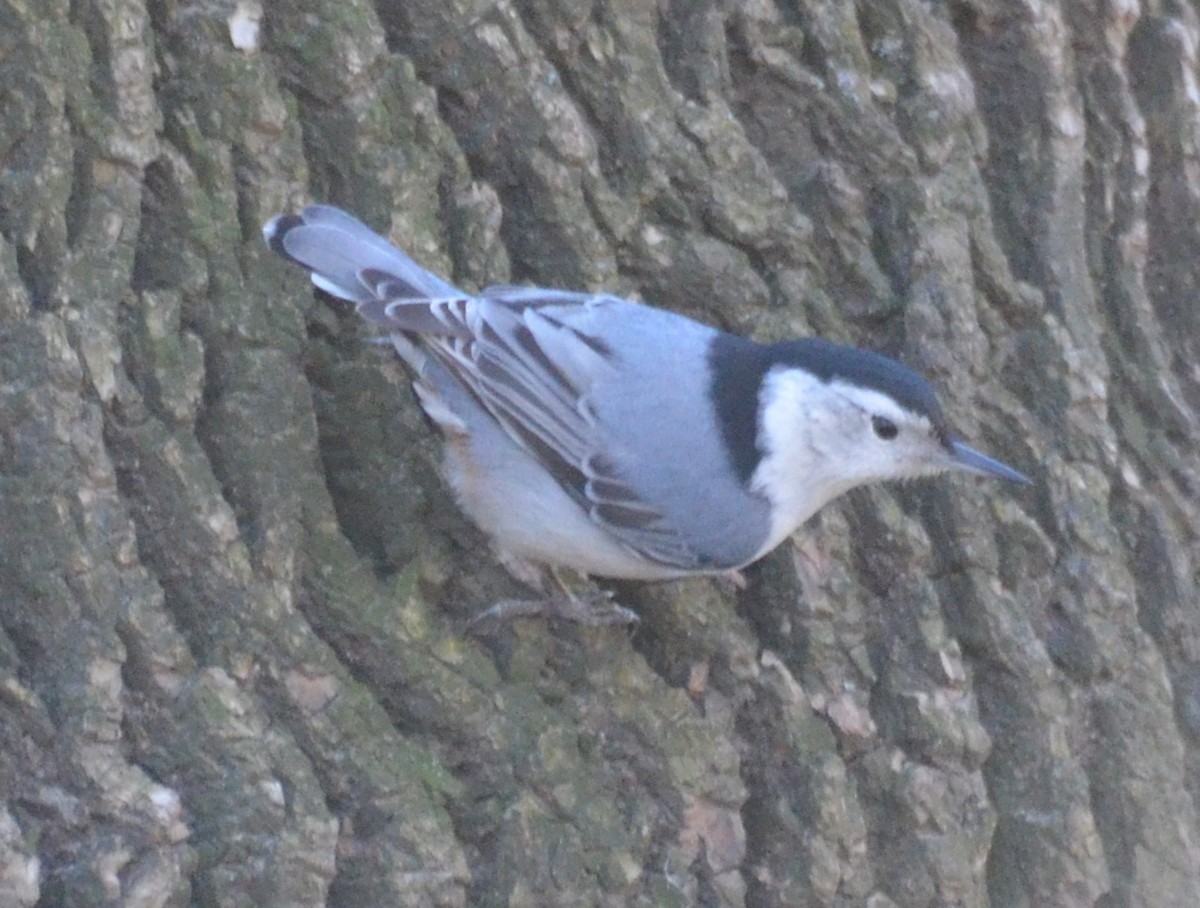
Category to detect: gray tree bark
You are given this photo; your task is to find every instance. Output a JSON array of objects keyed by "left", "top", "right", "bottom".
[{"left": 2, "top": 0, "right": 1198, "bottom": 905}]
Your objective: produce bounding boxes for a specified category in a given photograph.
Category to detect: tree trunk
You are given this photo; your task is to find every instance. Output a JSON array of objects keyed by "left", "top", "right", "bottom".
[{"left": 2, "top": 1, "right": 1198, "bottom": 905}]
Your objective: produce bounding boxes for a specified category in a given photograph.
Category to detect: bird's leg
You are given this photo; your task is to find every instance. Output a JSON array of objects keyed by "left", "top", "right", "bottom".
[
  {"left": 467, "top": 567, "right": 639, "bottom": 629},
  {"left": 714, "top": 569, "right": 747, "bottom": 593}
]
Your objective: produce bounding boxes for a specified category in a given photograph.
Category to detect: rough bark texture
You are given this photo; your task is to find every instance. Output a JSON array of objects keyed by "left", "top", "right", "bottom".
[{"left": 2, "top": 0, "right": 1199, "bottom": 905}]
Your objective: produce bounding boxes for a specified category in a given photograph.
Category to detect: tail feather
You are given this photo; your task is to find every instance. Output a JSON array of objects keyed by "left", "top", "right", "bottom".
[{"left": 263, "top": 205, "right": 462, "bottom": 303}]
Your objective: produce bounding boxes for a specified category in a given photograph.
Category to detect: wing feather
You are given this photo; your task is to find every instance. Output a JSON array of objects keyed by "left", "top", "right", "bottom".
[
  {"left": 417, "top": 291, "right": 705, "bottom": 569},
  {"left": 268, "top": 206, "right": 708, "bottom": 568}
]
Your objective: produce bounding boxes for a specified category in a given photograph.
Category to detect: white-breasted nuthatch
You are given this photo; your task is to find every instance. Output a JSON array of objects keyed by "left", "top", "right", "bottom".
[{"left": 265, "top": 205, "right": 1028, "bottom": 616}]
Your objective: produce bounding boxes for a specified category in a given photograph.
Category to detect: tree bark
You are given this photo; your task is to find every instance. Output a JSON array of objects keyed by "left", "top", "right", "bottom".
[{"left": 2, "top": 0, "right": 1198, "bottom": 906}]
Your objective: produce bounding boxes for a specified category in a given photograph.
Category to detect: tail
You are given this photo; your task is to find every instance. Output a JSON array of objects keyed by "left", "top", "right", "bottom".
[{"left": 263, "top": 205, "right": 462, "bottom": 303}]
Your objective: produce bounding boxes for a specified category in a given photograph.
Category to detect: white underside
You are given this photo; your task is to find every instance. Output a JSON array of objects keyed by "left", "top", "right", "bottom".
[{"left": 441, "top": 433, "right": 694, "bottom": 580}]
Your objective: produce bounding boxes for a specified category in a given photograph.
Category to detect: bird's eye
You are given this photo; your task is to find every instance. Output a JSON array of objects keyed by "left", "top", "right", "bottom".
[{"left": 872, "top": 416, "right": 899, "bottom": 440}]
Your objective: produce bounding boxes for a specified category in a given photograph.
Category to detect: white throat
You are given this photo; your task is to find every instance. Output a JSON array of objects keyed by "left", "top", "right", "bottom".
[{"left": 747, "top": 368, "right": 859, "bottom": 558}]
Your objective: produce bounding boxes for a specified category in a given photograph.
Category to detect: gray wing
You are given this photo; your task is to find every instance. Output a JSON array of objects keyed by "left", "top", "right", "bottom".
[
  {"left": 265, "top": 205, "right": 719, "bottom": 569},
  {"left": 380, "top": 289, "right": 710, "bottom": 570}
]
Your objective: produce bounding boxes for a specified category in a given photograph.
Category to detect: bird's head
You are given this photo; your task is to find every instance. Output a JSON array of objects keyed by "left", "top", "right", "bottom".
[{"left": 743, "top": 338, "right": 1028, "bottom": 539}]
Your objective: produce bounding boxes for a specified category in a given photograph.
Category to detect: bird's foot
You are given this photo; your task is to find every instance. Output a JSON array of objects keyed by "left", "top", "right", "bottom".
[
  {"left": 714, "top": 569, "right": 747, "bottom": 593},
  {"left": 467, "top": 589, "right": 639, "bottom": 629}
]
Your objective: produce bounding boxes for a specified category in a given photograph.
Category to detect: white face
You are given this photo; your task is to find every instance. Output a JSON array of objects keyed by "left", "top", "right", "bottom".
[
  {"left": 817, "top": 381, "right": 956, "bottom": 484},
  {"left": 749, "top": 369, "right": 958, "bottom": 553}
]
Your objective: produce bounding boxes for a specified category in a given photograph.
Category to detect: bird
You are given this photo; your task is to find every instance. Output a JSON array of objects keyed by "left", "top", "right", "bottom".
[{"left": 264, "top": 204, "right": 1029, "bottom": 623}]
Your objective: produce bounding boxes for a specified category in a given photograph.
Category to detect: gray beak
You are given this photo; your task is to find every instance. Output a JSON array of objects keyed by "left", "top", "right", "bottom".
[{"left": 949, "top": 440, "right": 1031, "bottom": 484}]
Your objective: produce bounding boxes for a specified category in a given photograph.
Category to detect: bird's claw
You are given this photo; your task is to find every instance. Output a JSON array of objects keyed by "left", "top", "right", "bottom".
[{"left": 467, "top": 589, "right": 639, "bottom": 630}]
